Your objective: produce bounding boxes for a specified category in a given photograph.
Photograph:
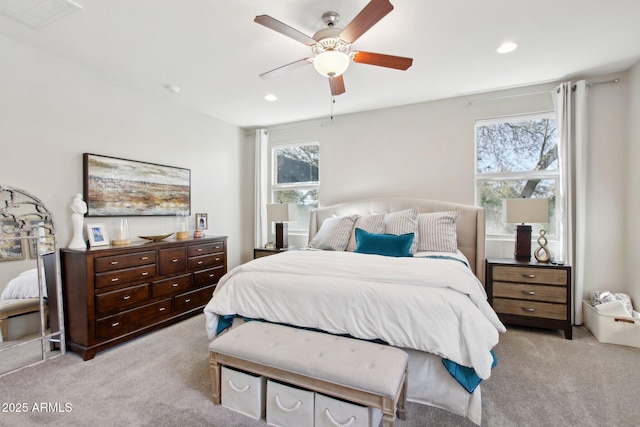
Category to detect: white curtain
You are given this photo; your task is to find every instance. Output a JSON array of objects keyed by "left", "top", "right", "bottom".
[
  {"left": 553, "top": 80, "right": 588, "bottom": 324},
  {"left": 254, "top": 129, "right": 269, "bottom": 248}
]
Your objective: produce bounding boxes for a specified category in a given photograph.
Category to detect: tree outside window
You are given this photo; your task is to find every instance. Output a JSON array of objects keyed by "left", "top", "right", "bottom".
[
  {"left": 272, "top": 142, "right": 319, "bottom": 233},
  {"left": 475, "top": 114, "right": 559, "bottom": 237}
]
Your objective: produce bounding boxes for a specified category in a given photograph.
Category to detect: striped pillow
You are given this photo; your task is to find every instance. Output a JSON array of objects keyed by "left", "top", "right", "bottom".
[
  {"left": 347, "top": 213, "right": 385, "bottom": 251},
  {"left": 384, "top": 208, "right": 419, "bottom": 253},
  {"left": 417, "top": 210, "right": 460, "bottom": 253},
  {"left": 309, "top": 215, "right": 359, "bottom": 251}
]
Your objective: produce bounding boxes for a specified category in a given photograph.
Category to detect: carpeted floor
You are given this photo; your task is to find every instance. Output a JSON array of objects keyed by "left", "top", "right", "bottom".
[{"left": 0, "top": 314, "right": 639, "bottom": 426}]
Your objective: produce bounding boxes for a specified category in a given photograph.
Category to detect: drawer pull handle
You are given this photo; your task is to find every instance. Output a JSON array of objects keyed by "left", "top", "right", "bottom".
[
  {"left": 185, "top": 298, "right": 191, "bottom": 303},
  {"left": 324, "top": 408, "right": 355, "bottom": 427},
  {"left": 275, "top": 394, "right": 302, "bottom": 412},
  {"left": 522, "top": 307, "right": 536, "bottom": 312},
  {"left": 522, "top": 291, "right": 536, "bottom": 295},
  {"left": 209, "top": 274, "right": 215, "bottom": 278},
  {"left": 522, "top": 274, "right": 536, "bottom": 278},
  {"left": 172, "top": 259, "right": 178, "bottom": 263},
  {"left": 197, "top": 248, "right": 203, "bottom": 252},
  {"left": 123, "top": 295, "right": 131, "bottom": 300},
  {"left": 111, "top": 278, "right": 119, "bottom": 282},
  {"left": 141, "top": 256, "right": 149, "bottom": 260},
  {"left": 110, "top": 261, "right": 119, "bottom": 265},
  {"left": 172, "top": 283, "right": 179, "bottom": 287},
  {"left": 227, "top": 379, "right": 250, "bottom": 393},
  {"left": 215, "top": 258, "right": 221, "bottom": 261},
  {"left": 141, "top": 272, "right": 149, "bottom": 276},
  {"left": 112, "top": 322, "right": 120, "bottom": 327},
  {"left": 159, "top": 307, "right": 166, "bottom": 312},
  {"left": 198, "top": 261, "right": 204, "bottom": 265}
]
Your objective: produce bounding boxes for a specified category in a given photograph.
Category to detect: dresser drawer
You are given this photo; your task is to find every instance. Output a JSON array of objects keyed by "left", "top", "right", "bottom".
[
  {"left": 493, "top": 282, "right": 567, "bottom": 303},
  {"left": 492, "top": 266, "right": 567, "bottom": 285},
  {"left": 96, "top": 299, "right": 172, "bottom": 339},
  {"left": 158, "top": 247, "right": 187, "bottom": 276},
  {"left": 188, "top": 253, "right": 225, "bottom": 271},
  {"left": 94, "top": 251, "right": 156, "bottom": 273},
  {"left": 493, "top": 297, "right": 567, "bottom": 320},
  {"left": 152, "top": 274, "right": 192, "bottom": 298},
  {"left": 175, "top": 285, "right": 216, "bottom": 312},
  {"left": 188, "top": 241, "right": 225, "bottom": 257},
  {"left": 193, "top": 266, "right": 225, "bottom": 287},
  {"left": 95, "top": 283, "right": 150, "bottom": 316},
  {"left": 95, "top": 265, "right": 156, "bottom": 289}
]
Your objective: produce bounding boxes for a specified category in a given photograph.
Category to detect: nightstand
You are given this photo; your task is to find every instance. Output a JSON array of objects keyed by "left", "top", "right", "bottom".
[
  {"left": 486, "top": 258, "right": 572, "bottom": 339},
  {"left": 253, "top": 247, "right": 288, "bottom": 259}
]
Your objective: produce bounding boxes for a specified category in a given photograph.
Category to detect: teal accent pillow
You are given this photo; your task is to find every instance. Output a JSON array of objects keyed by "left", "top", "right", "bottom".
[{"left": 354, "top": 228, "right": 414, "bottom": 257}]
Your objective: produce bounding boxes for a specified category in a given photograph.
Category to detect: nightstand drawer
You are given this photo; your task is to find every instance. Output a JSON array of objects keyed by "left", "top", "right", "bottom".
[
  {"left": 492, "top": 266, "right": 567, "bottom": 285},
  {"left": 494, "top": 297, "right": 567, "bottom": 320},
  {"left": 493, "top": 282, "right": 567, "bottom": 303}
]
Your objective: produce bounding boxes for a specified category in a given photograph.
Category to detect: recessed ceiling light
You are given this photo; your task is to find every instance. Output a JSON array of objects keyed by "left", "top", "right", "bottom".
[
  {"left": 497, "top": 42, "right": 518, "bottom": 54},
  {"left": 164, "top": 84, "right": 180, "bottom": 93},
  {"left": 264, "top": 94, "right": 277, "bottom": 101}
]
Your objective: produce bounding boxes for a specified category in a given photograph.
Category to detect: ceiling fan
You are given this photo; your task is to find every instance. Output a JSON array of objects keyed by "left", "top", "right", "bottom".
[{"left": 254, "top": 0, "right": 413, "bottom": 96}]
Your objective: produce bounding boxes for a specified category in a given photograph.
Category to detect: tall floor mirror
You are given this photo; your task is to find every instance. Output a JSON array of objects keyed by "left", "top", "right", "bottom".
[{"left": 0, "top": 186, "right": 65, "bottom": 376}]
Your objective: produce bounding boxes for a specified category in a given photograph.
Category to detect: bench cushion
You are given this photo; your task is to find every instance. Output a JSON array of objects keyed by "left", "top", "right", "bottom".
[{"left": 209, "top": 321, "right": 408, "bottom": 398}]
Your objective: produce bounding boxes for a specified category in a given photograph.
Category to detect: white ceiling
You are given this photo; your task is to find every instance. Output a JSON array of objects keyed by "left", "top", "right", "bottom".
[{"left": 2, "top": 0, "right": 640, "bottom": 128}]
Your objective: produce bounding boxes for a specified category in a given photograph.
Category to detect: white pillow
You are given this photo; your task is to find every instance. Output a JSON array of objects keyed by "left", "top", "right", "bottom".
[
  {"left": 417, "top": 210, "right": 460, "bottom": 253},
  {"left": 346, "top": 213, "right": 385, "bottom": 251},
  {"left": 384, "top": 208, "right": 419, "bottom": 253},
  {"left": 1, "top": 268, "right": 46, "bottom": 300},
  {"left": 309, "top": 215, "right": 359, "bottom": 251}
]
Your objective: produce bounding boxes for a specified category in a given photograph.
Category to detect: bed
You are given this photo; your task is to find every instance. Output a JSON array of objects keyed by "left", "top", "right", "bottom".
[
  {"left": 0, "top": 268, "right": 46, "bottom": 342},
  {"left": 204, "top": 197, "right": 505, "bottom": 425}
]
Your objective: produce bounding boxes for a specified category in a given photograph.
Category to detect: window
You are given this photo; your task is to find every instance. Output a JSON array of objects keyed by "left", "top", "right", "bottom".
[
  {"left": 475, "top": 113, "right": 559, "bottom": 239},
  {"left": 271, "top": 141, "right": 319, "bottom": 233}
]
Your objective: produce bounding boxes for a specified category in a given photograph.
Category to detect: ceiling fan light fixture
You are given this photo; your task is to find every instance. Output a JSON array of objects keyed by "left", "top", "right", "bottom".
[{"left": 313, "top": 50, "right": 350, "bottom": 78}]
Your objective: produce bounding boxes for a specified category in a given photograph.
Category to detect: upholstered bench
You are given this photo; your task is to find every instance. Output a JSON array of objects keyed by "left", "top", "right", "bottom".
[
  {"left": 0, "top": 298, "right": 42, "bottom": 340},
  {"left": 209, "top": 321, "right": 409, "bottom": 427}
]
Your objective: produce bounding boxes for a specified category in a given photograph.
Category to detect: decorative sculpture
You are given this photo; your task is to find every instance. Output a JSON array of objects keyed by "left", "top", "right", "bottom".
[
  {"left": 534, "top": 229, "right": 551, "bottom": 263},
  {"left": 68, "top": 193, "right": 87, "bottom": 249}
]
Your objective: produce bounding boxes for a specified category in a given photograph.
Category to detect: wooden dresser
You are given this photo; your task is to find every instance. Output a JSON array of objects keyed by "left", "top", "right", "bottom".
[
  {"left": 486, "top": 258, "right": 572, "bottom": 339},
  {"left": 60, "top": 236, "right": 227, "bottom": 360}
]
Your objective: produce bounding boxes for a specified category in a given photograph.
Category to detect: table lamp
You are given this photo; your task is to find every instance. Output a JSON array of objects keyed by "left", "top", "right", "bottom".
[
  {"left": 504, "top": 198, "right": 549, "bottom": 261},
  {"left": 267, "top": 203, "right": 298, "bottom": 249}
]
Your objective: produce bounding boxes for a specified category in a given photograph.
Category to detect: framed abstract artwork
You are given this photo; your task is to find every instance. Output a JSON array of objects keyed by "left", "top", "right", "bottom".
[{"left": 83, "top": 153, "right": 191, "bottom": 217}]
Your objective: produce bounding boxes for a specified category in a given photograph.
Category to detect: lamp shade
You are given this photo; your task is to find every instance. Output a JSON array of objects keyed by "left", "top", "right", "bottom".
[
  {"left": 313, "top": 50, "right": 350, "bottom": 77},
  {"left": 267, "top": 203, "right": 298, "bottom": 222},
  {"left": 504, "top": 198, "right": 549, "bottom": 224}
]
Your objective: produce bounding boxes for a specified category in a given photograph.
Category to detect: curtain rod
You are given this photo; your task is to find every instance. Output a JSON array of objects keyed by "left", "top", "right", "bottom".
[{"left": 465, "top": 77, "right": 620, "bottom": 105}]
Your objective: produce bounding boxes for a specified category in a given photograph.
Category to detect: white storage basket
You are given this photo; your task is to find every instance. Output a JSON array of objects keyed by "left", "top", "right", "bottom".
[
  {"left": 266, "top": 380, "right": 315, "bottom": 427},
  {"left": 315, "top": 393, "right": 382, "bottom": 427},
  {"left": 221, "top": 366, "right": 266, "bottom": 419},
  {"left": 583, "top": 300, "right": 640, "bottom": 348}
]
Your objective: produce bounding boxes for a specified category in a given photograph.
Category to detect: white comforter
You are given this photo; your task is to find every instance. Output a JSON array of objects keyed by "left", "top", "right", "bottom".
[{"left": 204, "top": 250, "right": 505, "bottom": 380}]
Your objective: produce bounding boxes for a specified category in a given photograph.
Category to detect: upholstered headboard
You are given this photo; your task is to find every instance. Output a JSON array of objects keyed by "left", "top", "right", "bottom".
[{"left": 309, "top": 198, "right": 486, "bottom": 284}]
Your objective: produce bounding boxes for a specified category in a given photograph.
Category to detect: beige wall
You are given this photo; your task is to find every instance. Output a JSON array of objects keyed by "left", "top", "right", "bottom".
[
  {"left": 262, "top": 71, "right": 633, "bottom": 302},
  {"left": 627, "top": 60, "right": 640, "bottom": 305},
  {"left": 0, "top": 34, "right": 247, "bottom": 281}
]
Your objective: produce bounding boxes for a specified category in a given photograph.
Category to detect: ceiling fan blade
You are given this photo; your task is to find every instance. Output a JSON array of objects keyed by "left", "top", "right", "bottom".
[
  {"left": 339, "top": 0, "right": 394, "bottom": 44},
  {"left": 254, "top": 15, "right": 317, "bottom": 46},
  {"left": 329, "top": 75, "right": 346, "bottom": 96},
  {"left": 353, "top": 51, "right": 413, "bottom": 70},
  {"left": 259, "top": 58, "right": 313, "bottom": 79}
]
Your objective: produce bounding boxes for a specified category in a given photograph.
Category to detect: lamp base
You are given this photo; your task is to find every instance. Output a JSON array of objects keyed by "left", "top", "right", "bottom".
[
  {"left": 275, "top": 222, "right": 288, "bottom": 249},
  {"left": 514, "top": 224, "right": 532, "bottom": 261}
]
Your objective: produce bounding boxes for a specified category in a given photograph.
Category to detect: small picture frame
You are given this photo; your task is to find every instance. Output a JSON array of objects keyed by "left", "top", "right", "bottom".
[
  {"left": 195, "top": 213, "right": 208, "bottom": 231},
  {"left": 87, "top": 223, "right": 109, "bottom": 247}
]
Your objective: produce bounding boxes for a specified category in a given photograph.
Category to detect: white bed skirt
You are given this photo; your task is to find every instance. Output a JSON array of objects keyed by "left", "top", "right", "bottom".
[{"left": 404, "top": 348, "right": 481, "bottom": 425}]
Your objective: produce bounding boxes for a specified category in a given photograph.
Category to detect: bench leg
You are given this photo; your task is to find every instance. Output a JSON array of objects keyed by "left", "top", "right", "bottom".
[
  {"left": 397, "top": 368, "right": 408, "bottom": 420},
  {"left": 209, "top": 352, "right": 221, "bottom": 404}
]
